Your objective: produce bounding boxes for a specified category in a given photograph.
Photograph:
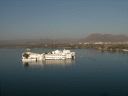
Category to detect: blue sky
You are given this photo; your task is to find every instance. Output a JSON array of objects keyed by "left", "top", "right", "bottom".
[{"left": 0, "top": 0, "right": 128, "bottom": 40}]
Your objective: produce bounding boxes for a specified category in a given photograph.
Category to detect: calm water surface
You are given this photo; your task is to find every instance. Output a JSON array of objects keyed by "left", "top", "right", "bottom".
[{"left": 0, "top": 48, "right": 128, "bottom": 96}]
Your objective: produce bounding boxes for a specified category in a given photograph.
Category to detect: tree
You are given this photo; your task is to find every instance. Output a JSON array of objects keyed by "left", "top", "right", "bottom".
[{"left": 23, "top": 53, "right": 29, "bottom": 59}]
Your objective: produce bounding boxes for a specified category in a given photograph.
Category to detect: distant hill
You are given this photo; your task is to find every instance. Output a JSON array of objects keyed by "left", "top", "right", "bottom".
[
  {"left": 0, "top": 38, "right": 78, "bottom": 46},
  {"left": 82, "top": 33, "right": 128, "bottom": 42}
]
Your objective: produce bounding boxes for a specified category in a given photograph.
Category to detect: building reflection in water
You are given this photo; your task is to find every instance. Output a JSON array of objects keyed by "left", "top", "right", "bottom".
[{"left": 22, "top": 59, "right": 75, "bottom": 69}]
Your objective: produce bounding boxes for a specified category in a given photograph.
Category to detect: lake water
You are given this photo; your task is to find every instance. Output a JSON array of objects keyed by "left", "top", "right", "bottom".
[{"left": 0, "top": 48, "right": 128, "bottom": 96}]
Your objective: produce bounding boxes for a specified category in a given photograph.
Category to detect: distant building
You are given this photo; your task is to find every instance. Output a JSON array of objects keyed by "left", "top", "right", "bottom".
[{"left": 94, "top": 42, "right": 104, "bottom": 44}]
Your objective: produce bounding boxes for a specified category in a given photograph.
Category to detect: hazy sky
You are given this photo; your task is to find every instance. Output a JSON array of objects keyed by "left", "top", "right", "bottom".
[{"left": 0, "top": 0, "right": 128, "bottom": 40}]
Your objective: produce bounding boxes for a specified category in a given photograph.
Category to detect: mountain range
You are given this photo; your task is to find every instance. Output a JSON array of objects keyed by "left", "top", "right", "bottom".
[
  {"left": 82, "top": 33, "right": 128, "bottom": 42},
  {"left": 0, "top": 33, "right": 128, "bottom": 46}
]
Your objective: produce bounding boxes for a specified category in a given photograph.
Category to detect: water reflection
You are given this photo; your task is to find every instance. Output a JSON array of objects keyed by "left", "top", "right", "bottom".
[{"left": 22, "top": 59, "right": 74, "bottom": 68}]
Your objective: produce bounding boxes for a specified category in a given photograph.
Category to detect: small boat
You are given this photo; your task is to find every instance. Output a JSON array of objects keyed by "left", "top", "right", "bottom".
[
  {"left": 22, "top": 49, "right": 75, "bottom": 62},
  {"left": 122, "top": 49, "right": 128, "bottom": 52}
]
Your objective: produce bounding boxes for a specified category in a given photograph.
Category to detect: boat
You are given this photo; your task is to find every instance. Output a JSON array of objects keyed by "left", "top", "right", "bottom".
[
  {"left": 22, "top": 49, "right": 75, "bottom": 62},
  {"left": 122, "top": 49, "right": 128, "bottom": 52}
]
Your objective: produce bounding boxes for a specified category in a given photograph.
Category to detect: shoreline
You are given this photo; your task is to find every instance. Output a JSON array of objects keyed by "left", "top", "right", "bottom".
[{"left": 0, "top": 43, "right": 128, "bottom": 53}]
